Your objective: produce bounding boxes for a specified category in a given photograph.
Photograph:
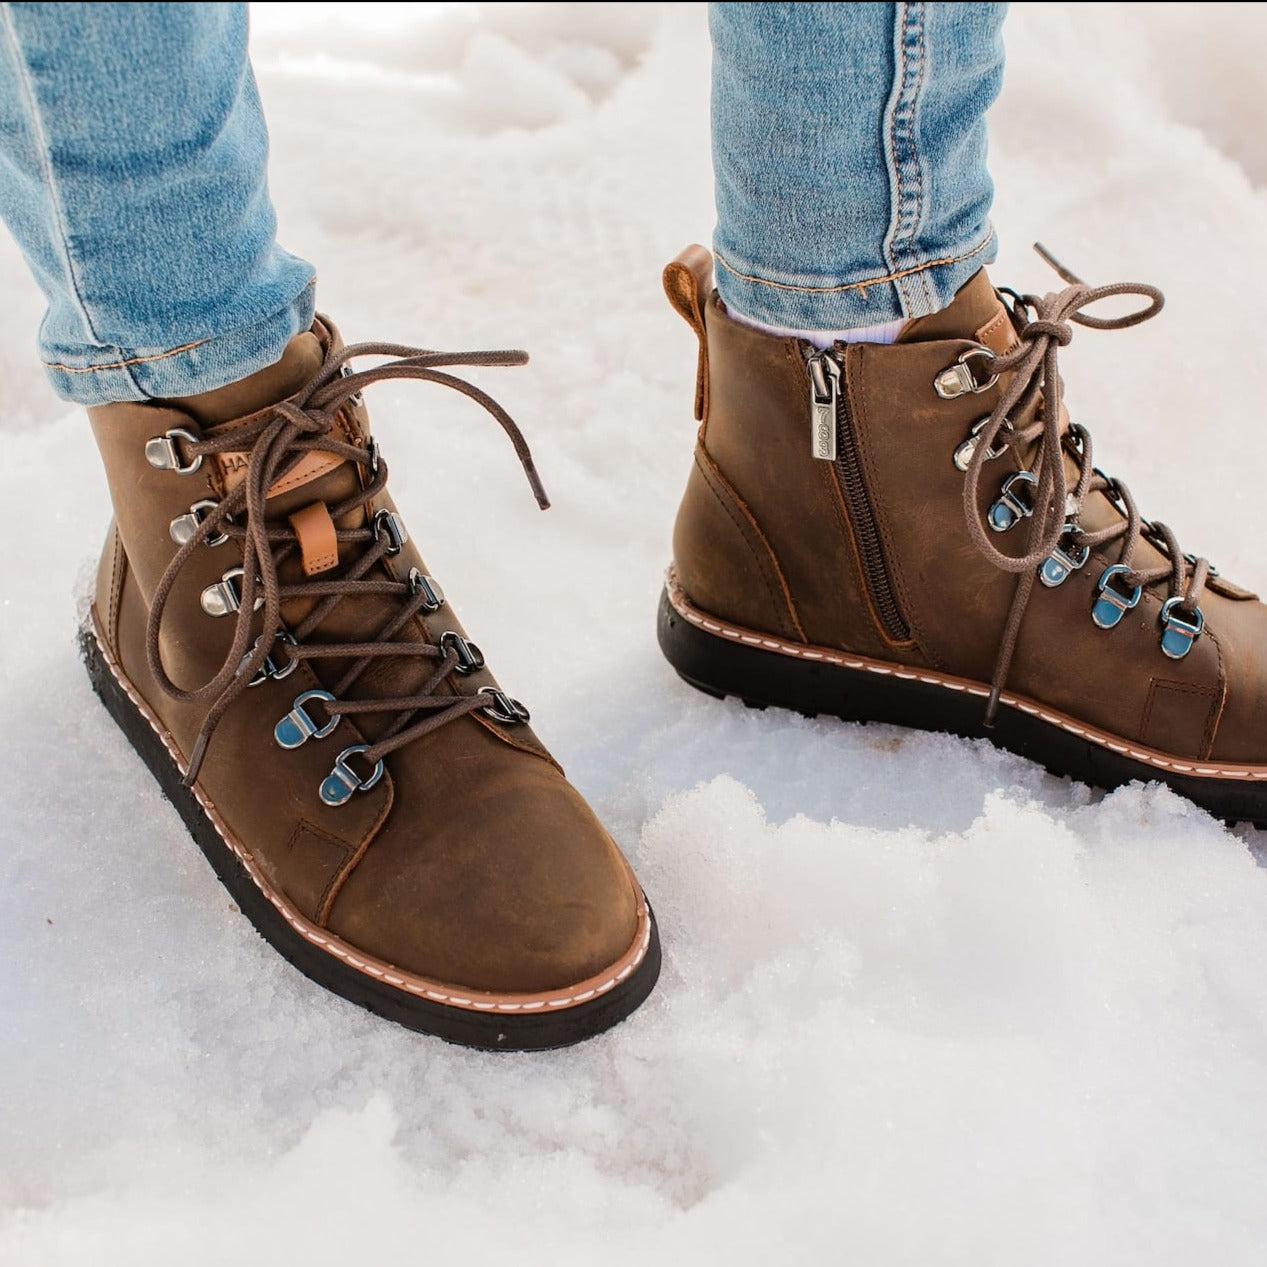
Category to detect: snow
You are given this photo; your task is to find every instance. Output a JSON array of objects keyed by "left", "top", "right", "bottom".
[{"left": 3, "top": 2, "right": 1267, "bottom": 1262}]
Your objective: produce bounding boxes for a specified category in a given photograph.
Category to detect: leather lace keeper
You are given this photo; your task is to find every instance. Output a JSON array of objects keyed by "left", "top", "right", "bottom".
[{"left": 289, "top": 500, "right": 339, "bottom": 577}]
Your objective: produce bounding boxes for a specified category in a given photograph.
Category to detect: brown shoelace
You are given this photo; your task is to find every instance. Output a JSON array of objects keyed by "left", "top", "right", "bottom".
[
  {"left": 147, "top": 340, "right": 548, "bottom": 786},
  {"left": 959, "top": 250, "right": 1210, "bottom": 722}
]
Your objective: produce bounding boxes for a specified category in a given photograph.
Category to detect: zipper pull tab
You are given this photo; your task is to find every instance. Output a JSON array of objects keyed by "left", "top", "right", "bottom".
[{"left": 807, "top": 350, "right": 840, "bottom": 461}]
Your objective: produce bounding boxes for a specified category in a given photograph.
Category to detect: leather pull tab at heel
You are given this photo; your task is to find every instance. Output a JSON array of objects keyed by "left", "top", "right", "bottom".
[{"left": 663, "top": 244, "right": 714, "bottom": 423}]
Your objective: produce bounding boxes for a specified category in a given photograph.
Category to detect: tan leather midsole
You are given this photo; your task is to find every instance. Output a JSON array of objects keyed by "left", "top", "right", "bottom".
[
  {"left": 91, "top": 615, "right": 653, "bottom": 1014},
  {"left": 665, "top": 567, "right": 1267, "bottom": 783}
]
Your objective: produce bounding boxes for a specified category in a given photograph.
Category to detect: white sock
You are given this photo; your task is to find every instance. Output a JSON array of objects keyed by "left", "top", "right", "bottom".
[{"left": 729, "top": 309, "right": 908, "bottom": 348}]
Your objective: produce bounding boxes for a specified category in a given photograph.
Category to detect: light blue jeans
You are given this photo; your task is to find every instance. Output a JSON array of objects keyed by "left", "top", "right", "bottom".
[
  {"left": 0, "top": 2, "right": 1005, "bottom": 405},
  {"left": 711, "top": 2, "right": 1006, "bottom": 328},
  {"left": 0, "top": 3, "right": 315, "bottom": 404}
]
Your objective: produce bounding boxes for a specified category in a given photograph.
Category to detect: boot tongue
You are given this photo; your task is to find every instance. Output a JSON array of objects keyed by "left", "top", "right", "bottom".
[{"left": 897, "top": 268, "right": 1019, "bottom": 354}]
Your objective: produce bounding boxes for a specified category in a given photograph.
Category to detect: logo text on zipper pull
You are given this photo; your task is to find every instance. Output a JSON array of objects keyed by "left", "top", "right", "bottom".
[{"left": 807, "top": 351, "right": 840, "bottom": 462}]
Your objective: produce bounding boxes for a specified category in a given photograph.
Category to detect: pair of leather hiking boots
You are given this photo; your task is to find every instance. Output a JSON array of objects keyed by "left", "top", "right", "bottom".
[{"left": 81, "top": 248, "right": 1267, "bottom": 1049}]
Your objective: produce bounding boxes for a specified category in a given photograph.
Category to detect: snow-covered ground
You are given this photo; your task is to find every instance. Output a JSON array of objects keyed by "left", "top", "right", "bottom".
[{"left": 4, "top": 3, "right": 1267, "bottom": 1261}]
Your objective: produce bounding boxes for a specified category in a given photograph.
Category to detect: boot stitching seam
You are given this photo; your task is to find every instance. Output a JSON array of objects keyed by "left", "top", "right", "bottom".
[
  {"left": 665, "top": 573, "right": 1267, "bottom": 781},
  {"left": 1202, "top": 623, "right": 1230, "bottom": 761},
  {"left": 284, "top": 819, "right": 353, "bottom": 922},
  {"left": 107, "top": 527, "right": 126, "bottom": 651},
  {"left": 696, "top": 457, "right": 789, "bottom": 635},
  {"left": 316, "top": 776, "right": 394, "bottom": 929},
  {"left": 1140, "top": 680, "right": 1221, "bottom": 763},
  {"left": 694, "top": 446, "right": 805, "bottom": 642}
]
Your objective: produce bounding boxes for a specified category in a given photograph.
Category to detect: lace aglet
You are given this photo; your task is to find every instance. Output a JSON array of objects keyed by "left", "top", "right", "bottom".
[
  {"left": 983, "top": 692, "right": 1000, "bottom": 729},
  {"left": 524, "top": 457, "right": 550, "bottom": 510},
  {"left": 1033, "top": 242, "right": 1085, "bottom": 287},
  {"left": 485, "top": 349, "right": 530, "bottom": 368},
  {"left": 183, "top": 731, "right": 210, "bottom": 787}
]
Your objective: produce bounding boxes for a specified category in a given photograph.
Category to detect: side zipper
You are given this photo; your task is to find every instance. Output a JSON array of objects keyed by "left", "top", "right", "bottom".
[{"left": 806, "top": 348, "right": 911, "bottom": 643}]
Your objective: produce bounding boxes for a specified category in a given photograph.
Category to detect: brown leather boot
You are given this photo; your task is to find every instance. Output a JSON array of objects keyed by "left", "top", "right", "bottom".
[
  {"left": 82, "top": 317, "right": 658, "bottom": 1048},
  {"left": 658, "top": 244, "right": 1267, "bottom": 824}
]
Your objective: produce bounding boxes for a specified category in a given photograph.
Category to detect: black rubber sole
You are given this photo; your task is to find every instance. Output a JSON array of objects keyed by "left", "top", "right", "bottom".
[
  {"left": 658, "top": 587, "right": 1267, "bottom": 828},
  {"left": 81, "top": 624, "right": 661, "bottom": 1051}
]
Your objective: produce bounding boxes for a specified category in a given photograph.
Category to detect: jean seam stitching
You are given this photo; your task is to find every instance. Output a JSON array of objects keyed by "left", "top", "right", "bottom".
[
  {"left": 42, "top": 338, "right": 212, "bottom": 374},
  {"left": 714, "top": 228, "right": 995, "bottom": 297},
  {"left": 885, "top": 5, "right": 912, "bottom": 276},
  {"left": 885, "top": 2, "right": 932, "bottom": 312},
  {"left": 910, "top": 8, "right": 932, "bottom": 309},
  {"left": 0, "top": 5, "right": 142, "bottom": 392}
]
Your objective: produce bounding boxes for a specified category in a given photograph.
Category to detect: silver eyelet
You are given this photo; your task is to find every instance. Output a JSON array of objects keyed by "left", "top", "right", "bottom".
[
  {"left": 407, "top": 568, "right": 445, "bottom": 612},
  {"left": 200, "top": 567, "right": 263, "bottom": 617},
  {"left": 1095, "top": 468, "right": 1128, "bottom": 516},
  {"left": 478, "top": 687, "right": 530, "bottom": 724},
  {"left": 340, "top": 362, "right": 364, "bottom": 407},
  {"left": 274, "top": 689, "right": 338, "bottom": 749},
  {"left": 439, "top": 630, "right": 484, "bottom": 674},
  {"left": 1159, "top": 597, "right": 1204, "bottom": 660},
  {"left": 988, "top": 470, "right": 1038, "bottom": 533},
  {"left": 373, "top": 508, "right": 408, "bottom": 555},
  {"left": 320, "top": 745, "right": 384, "bottom": 806},
  {"left": 170, "top": 499, "right": 231, "bottom": 547},
  {"left": 144, "top": 428, "right": 202, "bottom": 474},
  {"left": 1184, "top": 551, "right": 1219, "bottom": 579},
  {"left": 1091, "top": 564, "right": 1142, "bottom": 629},
  {"left": 934, "top": 347, "right": 999, "bottom": 399},
  {"left": 240, "top": 631, "right": 299, "bottom": 687},
  {"left": 953, "top": 416, "right": 1013, "bottom": 472},
  {"left": 1038, "top": 525, "right": 1090, "bottom": 587}
]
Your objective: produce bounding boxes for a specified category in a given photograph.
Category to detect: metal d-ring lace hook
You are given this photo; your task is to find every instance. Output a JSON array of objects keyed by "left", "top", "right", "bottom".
[
  {"left": 953, "top": 416, "right": 1014, "bottom": 472},
  {"left": 1037, "top": 524, "right": 1090, "bottom": 588},
  {"left": 1159, "top": 597, "right": 1204, "bottom": 659},
  {"left": 319, "top": 745, "right": 385, "bottom": 806}
]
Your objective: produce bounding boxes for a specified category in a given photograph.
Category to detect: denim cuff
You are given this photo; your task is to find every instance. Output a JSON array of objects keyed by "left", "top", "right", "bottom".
[
  {"left": 40, "top": 279, "right": 318, "bottom": 406},
  {"left": 713, "top": 226, "right": 998, "bottom": 330}
]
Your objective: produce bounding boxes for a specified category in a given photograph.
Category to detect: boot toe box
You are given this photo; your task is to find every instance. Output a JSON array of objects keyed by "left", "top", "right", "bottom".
[{"left": 322, "top": 732, "right": 642, "bottom": 997}]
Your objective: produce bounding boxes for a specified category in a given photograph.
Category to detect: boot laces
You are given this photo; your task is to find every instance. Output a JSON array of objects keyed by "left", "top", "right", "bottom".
[
  {"left": 146, "top": 339, "right": 548, "bottom": 786},
  {"left": 957, "top": 248, "right": 1210, "bottom": 721}
]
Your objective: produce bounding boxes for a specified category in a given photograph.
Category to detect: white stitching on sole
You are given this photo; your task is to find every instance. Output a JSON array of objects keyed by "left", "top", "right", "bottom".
[
  {"left": 88, "top": 621, "right": 653, "bottom": 1015},
  {"left": 665, "top": 572, "right": 1267, "bottom": 784}
]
